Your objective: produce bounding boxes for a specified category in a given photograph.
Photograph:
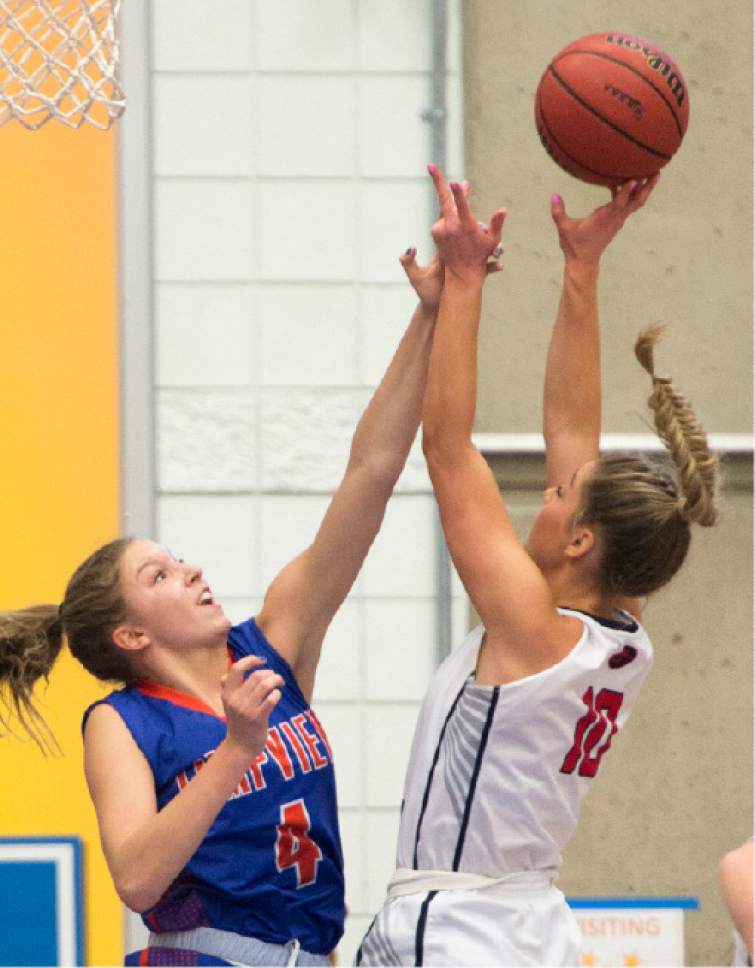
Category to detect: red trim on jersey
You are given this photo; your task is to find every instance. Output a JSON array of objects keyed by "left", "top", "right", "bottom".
[
  {"left": 139, "top": 947, "right": 149, "bottom": 967},
  {"left": 135, "top": 648, "right": 236, "bottom": 719}
]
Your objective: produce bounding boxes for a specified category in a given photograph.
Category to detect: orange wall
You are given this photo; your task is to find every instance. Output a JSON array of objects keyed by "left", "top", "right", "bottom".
[{"left": 0, "top": 123, "right": 122, "bottom": 965}]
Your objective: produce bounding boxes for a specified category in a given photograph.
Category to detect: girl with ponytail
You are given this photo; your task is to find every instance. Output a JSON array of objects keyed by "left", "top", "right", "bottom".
[
  {"left": 0, "top": 249, "right": 450, "bottom": 965},
  {"left": 358, "top": 168, "right": 719, "bottom": 967}
]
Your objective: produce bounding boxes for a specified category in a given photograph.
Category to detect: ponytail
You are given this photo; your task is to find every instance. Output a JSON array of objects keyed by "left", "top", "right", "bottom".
[
  {"left": 0, "top": 604, "right": 64, "bottom": 752},
  {"left": 579, "top": 327, "right": 719, "bottom": 599},
  {"left": 0, "top": 536, "right": 135, "bottom": 753},
  {"left": 634, "top": 325, "right": 719, "bottom": 527}
]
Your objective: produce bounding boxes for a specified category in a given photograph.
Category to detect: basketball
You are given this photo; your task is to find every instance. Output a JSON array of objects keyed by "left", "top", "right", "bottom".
[{"left": 535, "top": 32, "right": 689, "bottom": 186}]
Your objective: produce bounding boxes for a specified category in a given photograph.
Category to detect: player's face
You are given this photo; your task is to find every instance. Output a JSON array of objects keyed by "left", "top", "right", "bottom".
[
  {"left": 119, "top": 538, "right": 231, "bottom": 649},
  {"left": 525, "top": 460, "right": 597, "bottom": 571}
]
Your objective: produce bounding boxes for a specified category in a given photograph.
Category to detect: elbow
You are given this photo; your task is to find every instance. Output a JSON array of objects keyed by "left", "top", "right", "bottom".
[
  {"left": 114, "top": 875, "right": 163, "bottom": 915},
  {"left": 422, "top": 425, "right": 465, "bottom": 467},
  {"left": 421, "top": 425, "right": 442, "bottom": 460},
  {"left": 347, "top": 451, "right": 404, "bottom": 495}
]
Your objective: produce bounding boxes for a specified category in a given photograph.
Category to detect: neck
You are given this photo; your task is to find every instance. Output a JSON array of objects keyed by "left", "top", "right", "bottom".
[
  {"left": 546, "top": 572, "right": 619, "bottom": 622},
  {"left": 135, "top": 638, "right": 229, "bottom": 713}
]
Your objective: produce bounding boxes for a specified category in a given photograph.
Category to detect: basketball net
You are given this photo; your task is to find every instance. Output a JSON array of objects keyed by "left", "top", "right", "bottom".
[{"left": 0, "top": 0, "right": 125, "bottom": 130}]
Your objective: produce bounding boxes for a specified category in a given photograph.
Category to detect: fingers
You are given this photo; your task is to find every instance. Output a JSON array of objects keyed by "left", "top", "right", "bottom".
[
  {"left": 221, "top": 654, "right": 265, "bottom": 692},
  {"left": 550, "top": 192, "right": 566, "bottom": 225},
  {"left": 231, "top": 667, "right": 284, "bottom": 711},
  {"left": 629, "top": 171, "right": 661, "bottom": 208},
  {"left": 489, "top": 208, "right": 508, "bottom": 246},
  {"left": 399, "top": 245, "right": 417, "bottom": 271},
  {"left": 449, "top": 180, "right": 473, "bottom": 221},
  {"left": 427, "top": 163, "right": 455, "bottom": 218},
  {"left": 612, "top": 172, "right": 660, "bottom": 210}
]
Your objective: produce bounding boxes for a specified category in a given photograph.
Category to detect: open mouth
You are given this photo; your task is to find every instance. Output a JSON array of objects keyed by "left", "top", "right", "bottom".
[{"left": 197, "top": 588, "right": 215, "bottom": 606}]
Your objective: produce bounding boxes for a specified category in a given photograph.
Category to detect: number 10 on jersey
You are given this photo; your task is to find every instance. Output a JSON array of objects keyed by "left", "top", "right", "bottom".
[{"left": 560, "top": 687, "right": 624, "bottom": 778}]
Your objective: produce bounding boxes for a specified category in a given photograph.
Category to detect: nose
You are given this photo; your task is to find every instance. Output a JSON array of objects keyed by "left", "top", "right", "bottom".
[{"left": 183, "top": 561, "right": 203, "bottom": 584}]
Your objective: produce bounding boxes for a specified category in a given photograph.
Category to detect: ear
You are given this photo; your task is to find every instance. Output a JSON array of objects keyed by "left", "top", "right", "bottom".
[
  {"left": 111, "top": 624, "right": 151, "bottom": 654},
  {"left": 564, "top": 525, "right": 596, "bottom": 560}
]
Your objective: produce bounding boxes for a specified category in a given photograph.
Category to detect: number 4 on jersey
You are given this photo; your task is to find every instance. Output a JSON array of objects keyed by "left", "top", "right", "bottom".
[
  {"left": 560, "top": 687, "right": 624, "bottom": 778},
  {"left": 275, "top": 798, "right": 322, "bottom": 887}
]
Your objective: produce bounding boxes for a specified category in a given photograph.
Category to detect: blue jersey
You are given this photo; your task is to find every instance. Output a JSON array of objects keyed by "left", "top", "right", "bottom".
[{"left": 82, "top": 618, "right": 344, "bottom": 955}]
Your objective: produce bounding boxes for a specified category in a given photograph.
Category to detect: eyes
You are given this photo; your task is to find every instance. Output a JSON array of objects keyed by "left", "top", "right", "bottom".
[
  {"left": 555, "top": 485, "right": 565, "bottom": 498},
  {"left": 152, "top": 558, "right": 184, "bottom": 584}
]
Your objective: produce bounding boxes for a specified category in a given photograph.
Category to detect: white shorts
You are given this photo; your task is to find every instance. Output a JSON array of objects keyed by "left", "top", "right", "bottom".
[{"left": 355, "top": 881, "right": 582, "bottom": 967}]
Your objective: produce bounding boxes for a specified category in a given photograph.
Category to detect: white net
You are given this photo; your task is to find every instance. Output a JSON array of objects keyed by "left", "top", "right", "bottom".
[{"left": 0, "top": 0, "right": 125, "bottom": 130}]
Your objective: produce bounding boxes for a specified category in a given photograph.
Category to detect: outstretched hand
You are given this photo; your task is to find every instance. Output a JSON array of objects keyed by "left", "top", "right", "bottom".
[
  {"left": 427, "top": 164, "right": 507, "bottom": 285},
  {"left": 400, "top": 247, "right": 444, "bottom": 313},
  {"left": 551, "top": 173, "right": 660, "bottom": 267}
]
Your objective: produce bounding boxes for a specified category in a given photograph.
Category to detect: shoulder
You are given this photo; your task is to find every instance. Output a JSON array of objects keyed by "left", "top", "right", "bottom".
[{"left": 83, "top": 699, "right": 148, "bottom": 772}]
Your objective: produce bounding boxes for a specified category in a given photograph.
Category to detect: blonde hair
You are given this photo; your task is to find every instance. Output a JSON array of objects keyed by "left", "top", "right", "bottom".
[
  {"left": 578, "top": 326, "right": 718, "bottom": 597},
  {"left": 0, "top": 537, "right": 135, "bottom": 752}
]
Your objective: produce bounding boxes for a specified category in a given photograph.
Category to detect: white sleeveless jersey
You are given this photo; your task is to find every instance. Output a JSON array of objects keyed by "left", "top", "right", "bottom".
[{"left": 397, "top": 608, "right": 653, "bottom": 876}]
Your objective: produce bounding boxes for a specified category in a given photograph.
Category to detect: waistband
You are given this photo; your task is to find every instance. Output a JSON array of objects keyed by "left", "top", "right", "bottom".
[
  {"left": 387, "top": 866, "right": 558, "bottom": 898},
  {"left": 147, "top": 927, "right": 330, "bottom": 967}
]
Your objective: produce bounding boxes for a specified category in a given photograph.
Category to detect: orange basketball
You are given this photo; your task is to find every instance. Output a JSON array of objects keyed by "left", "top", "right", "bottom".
[{"left": 535, "top": 32, "right": 689, "bottom": 186}]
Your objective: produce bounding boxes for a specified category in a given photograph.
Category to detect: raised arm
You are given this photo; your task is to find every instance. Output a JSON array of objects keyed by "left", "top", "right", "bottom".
[
  {"left": 257, "top": 252, "right": 444, "bottom": 699},
  {"left": 544, "top": 176, "right": 659, "bottom": 487},
  {"left": 421, "top": 168, "right": 582, "bottom": 673}
]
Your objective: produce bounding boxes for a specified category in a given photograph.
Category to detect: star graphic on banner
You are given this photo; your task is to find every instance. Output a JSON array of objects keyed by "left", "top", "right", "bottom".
[
  {"left": 623, "top": 954, "right": 642, "bottom": 966},
  {"left": 580, "top": 953, "right": 597, "bottom": 967}
]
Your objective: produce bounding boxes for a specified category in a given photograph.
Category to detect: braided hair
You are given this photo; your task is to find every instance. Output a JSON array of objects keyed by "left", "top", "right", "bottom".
[{"left": 577, "top": 326, "right": 718, "bottom": 598}]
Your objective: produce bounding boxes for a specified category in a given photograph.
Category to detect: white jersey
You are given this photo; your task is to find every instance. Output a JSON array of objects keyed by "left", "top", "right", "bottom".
[
  {"left": 397, "top": 608, "right": 653, "bottom": 877},
  {"left": 358, "top": 609, "right": 653, "bottom": 966}
]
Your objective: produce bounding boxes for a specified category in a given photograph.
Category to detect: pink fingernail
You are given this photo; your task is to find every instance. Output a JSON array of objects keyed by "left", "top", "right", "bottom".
[
  {"left": 551, "top": 193, "right": 560, "bottom": 205},
  {"left": 450, "top": 181, "right": 460, "bottom": 190},
  {"left": 427, "top": 163, "right": 436, "bottom": 174}
]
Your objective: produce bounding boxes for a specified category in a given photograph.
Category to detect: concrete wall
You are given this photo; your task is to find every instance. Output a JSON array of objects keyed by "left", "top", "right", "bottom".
[
  {"left": 465, "top": 2, "right": 753, "bottom": 964},
  {"left": 463, "top": 0, "right": 752, "bottom": 435}
]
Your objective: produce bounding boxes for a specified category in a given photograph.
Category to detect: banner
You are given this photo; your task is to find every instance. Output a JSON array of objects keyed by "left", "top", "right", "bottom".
[{"left": 568, "top": 897, "right": 699, "bottom": 967}]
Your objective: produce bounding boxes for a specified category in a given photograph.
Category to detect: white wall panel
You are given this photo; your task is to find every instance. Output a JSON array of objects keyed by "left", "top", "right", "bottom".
[
  {"left": 258, "top": 182, "right": 358, "bottom": 281},
  {"left": 312, "top": 600, "right": 362, "bottom": 702},
  {"left": 359, "top": 182, "right": 431, "bottom": 283},
  {"left": 365, "top": 810, "right": 402, "bottom": 911},
  {"left": 364, "top": 600, "right": 436, "bottom": 701},
  {"left": 356, "top": 0, "right": 431, "bottom": 70},
  {"left": 151, "top": 0, "right": 255, "bottom": 71},
  {"left": 158, "top": 388, "right": 257, "bottom": 491},
  {"left": 258, "top": 77, "right": 356, "bottom": 177},
  {"left": 261, "top": 388, "right": 369, "bottom": 491},
  {"left": 318, "top": 705, "right": 363, "bottom": 809},
  {"left": 362, "top": 495, "right": 436, "bottom": 597},
  {"left": 359, "top": 76, "right": 432, "bottom": 177},
  {"left": 256, "top": 0, "right": 355, "bottom": 72},
  {"left": 258, "top": 285, "right": 358, "bottom": 387},
  {"left": 156, "top": 284, "right": 256, "bottom": 388},
  {"left": 365, "top": 706, "right": 421, "bottom": 806},
  {"left": 155, "top": 181, "right": 255, "bottom": 281},
  {"left": 154, "top": 76, "right": 255, "bottom": 177},
  {"left": 127, "top": 1, "right": 463, "bottom": 961}
]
